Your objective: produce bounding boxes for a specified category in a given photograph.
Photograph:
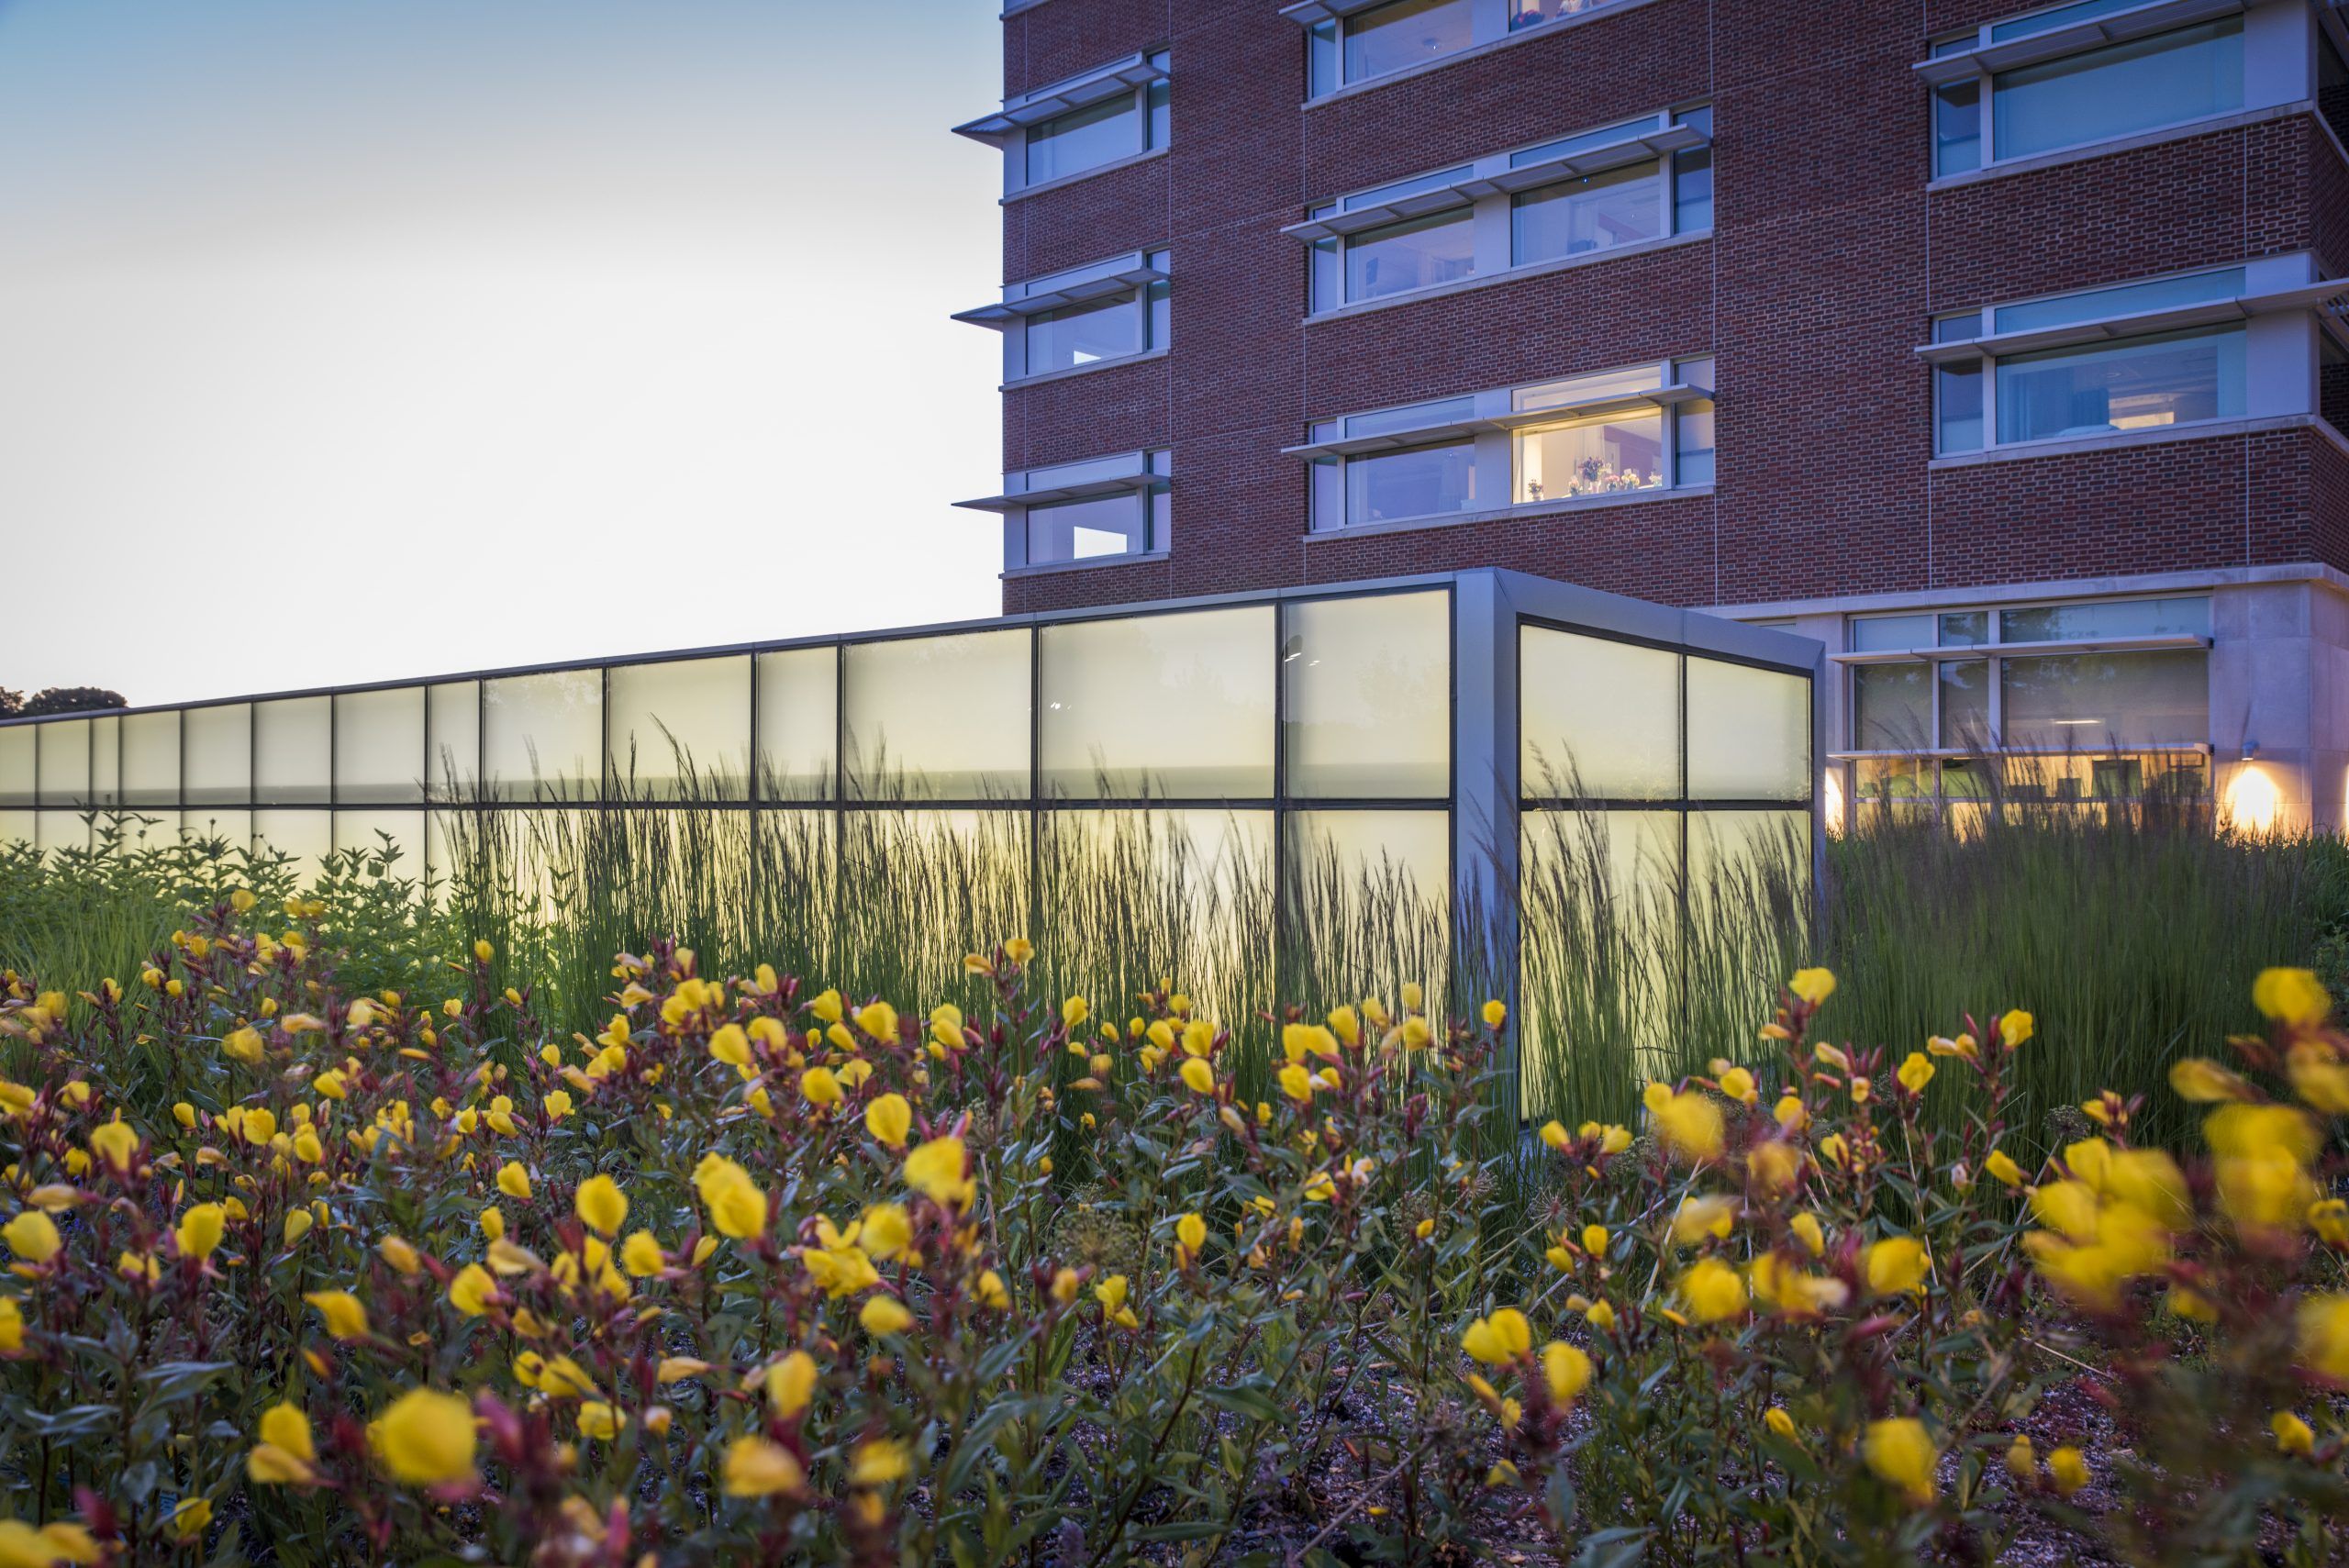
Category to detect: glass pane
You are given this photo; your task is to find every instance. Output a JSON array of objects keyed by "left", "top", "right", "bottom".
[
  {"left": 1343, "top": 0, "right": 1471, "bottom": 79},
  {"left": 1284, "top": 809, "right": 1451, "bottom": 1016},
  {"left": 1996, "top": 326, "right": 2243, "bottom": 443},
  {"left": 183, "top": 705, "right": 252, "bottom": 806},
  {"left": 1514, "top": 411, "right": 1665, "bottom": 502},
  {"left": 1854, "top": 755, "right": 1932, "bottom": 804},
  {"left": 2000, "top": 649, "right": 2208, "bottom": 749},
  {"left": 1994, "top": 20, "right": 2243, "bottom": 161},
  {"left": 1940, "top": 660, "right": 1991, "bottom": 748},
  {"left": 1850, "top": 613, "right": 1934, "bottom": 652},
  {"left": 1673, "top": 142, "right": 1713, "bottom": 231},
  {"left": 1285, "top": 592, "right": 1451, "bottom": 799},
  {"left": 1510, "top": 161, "right": 1662, "bottom": 265},
  {"left": 91, "top": 716, "right": 119, "bottom": 806},
  {"left": 607, "top": 656, "right": 751, "bottom": 801},
  {"left": 756, "top": 647, "right": 839, "bottom": 803},
  {"left": 1344, "top": 210, "right": 1474, "bottom": 301},
  {"left": 1349, "top": 395, "right": 1475, "bottom": 436},
  {"left": 254, "top": 696, "right": 330, "bottom": 805},
  {"left": 1675, "top": 397, "right": 1715, "bottom": 485},
  {"left": 1518, "top": 808, "right": 1681, "bottom": 1121},
  {"left": 1687, "top": 660, "right": 1809, "bottom": 801},
  {"left": 333, "top": 810, "right": 427, "bottom": 876},
  {"left": 34, "top": 809, "right": 87, "bottom": 856},
  {"left": 1026, "top": 494, "right": 1147, "bottom": 563},
  {"left": 1024, "top": 95, "right": 1140, "bottom": 184},
  {"left": 835, "top": 812, "right": 1031, "bottom": 991},
  {"left": 1940, "top": 611, "right": 1989, "bottom": 646},
  {"left": 37, "top": 718, "right": 91, "bottom": 807},
  {"left": 1935, "top": 360, "right": 1984, "bottom": 453},
  {"left": 1687, "top": 808, "right": 1812, "bottom": 936},
  {"left": 1520, "top": 627, "right": 1680, "bottom": 799},
  {"left": 1509, "top": 0, "right": 1632, "bottom": 28},
  {"left": 1995, "top": 267, "right": 2243, "bottom": 333},
  {"left": 1998, "top": 595, "right": 2210, "bottom": 641},
  {"left": 428, "top": 682, "right": 482, "bottom": 802},
  {"left": 1851, "top": 662, "right": 1933, "bottom": 751},
  {"left": 0, "top": 811, "right": 31, "bottom": 849},
  {"left": 333, "top": 688, "right": 426, "bottom": 806},
  {"left": 1040, "top": 607, "right": 1275, "bottom": 799},
  {"left": 1345, "top": 440, "right": 1476, "bottom": 524},
  {"left": 0, "top": 728, "right": 35, "bottom": 809},
  {"left": 484, "top": 671, "right": 603, "bottom": 803},
  {"left": 1992, "top": 0, "right": 2155, "bottom": 39},
  {"left": 181, "top": 808, "right": 251, "bottom": 853},
  {"left": 1042, "top": 808, "right": 1274, "bottom": 1023},
  {"left": 845, "top": 630, "right": 1031, "bottom": 801},
  {"left": 1024, "top": 295, "right": 1141, "bottom": 376},
  {"left": 1933, "top": 81, "right": 1982, "bottom": 175},
  {"left": 255, "top": 810, "right": 332, "bottom": 886},
  {"left": 122, "top": 712, "right": 180, "bottom": 807}
]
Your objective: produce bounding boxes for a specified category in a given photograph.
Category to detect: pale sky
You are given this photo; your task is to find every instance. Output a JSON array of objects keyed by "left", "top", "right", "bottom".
[{"left": 0, "top": 0, "right": 1008, "bottom": 707}]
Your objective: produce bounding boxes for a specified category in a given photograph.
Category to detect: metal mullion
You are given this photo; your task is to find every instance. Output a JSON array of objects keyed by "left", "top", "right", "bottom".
[{"left": 1028, "top": 626, "right": 1042, "bottom": 962}]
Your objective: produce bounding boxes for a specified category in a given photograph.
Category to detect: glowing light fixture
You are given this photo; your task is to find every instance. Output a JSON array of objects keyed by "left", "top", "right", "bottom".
[
  {"left": 2222, "top": 761, "right": 2280, "bottom": 836},
  {"left": 1821, "top": 768, "right": 1846, "bottom": 837}
]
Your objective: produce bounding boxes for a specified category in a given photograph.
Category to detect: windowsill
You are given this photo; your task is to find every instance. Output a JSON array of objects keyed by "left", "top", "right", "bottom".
[
  {"left": 1305, "top": 482, "right": 1711, "bottom": 543},
  {"left": 1299, "top": 0, "right": 1669, "bottom": 109},
  {"left": 1928, "top": 412, "right": 2342, "bottom": 470},
  {"left": 1002, "top": 550, "right": 1170, "bottom": 579},
  {"left": 1302, "top": 227, "right": 1710, "bottom": 325},
  {"left": 1925, "top": 101, "right": 2321, "bottom": 194},
  {"left": 1001, "top": 345, "right": 1170, "bottom": 392},
  {"left": 1003, "top": 145, "right": 1169, "bottom": 205}
]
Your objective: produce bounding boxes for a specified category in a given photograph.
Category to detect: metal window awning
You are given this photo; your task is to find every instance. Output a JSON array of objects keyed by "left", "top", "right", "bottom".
[
  {"left": 1830, "top": 742, "right": 2214, "bottom": 762},
  {"left": 1280, "top": 125, "right": 1705, "bottom": 244},
  {"left": 953, "top": 473, "right": 1167, "bottom": 513},
  {"left": 1913, "top": 0, "right": 2245, "bottom": 84},
  {"left": 1276, "top": 0, "right": 1404, "bottom": 25},
  {"left": 952, "top": 261, "right": 1166, "bottom": 328},
  {"left": 1915, "top": 280, "right": 2349, "bottom": 361},
  {"left": 1283, "top": 383, "right": 1706, "bottom": 460},
  {"left": 952, "top": 53, "right": 1166, "bottom": 143},
  {"left": 1832, "top": 633, "right": 2210, "bottom": 665}
]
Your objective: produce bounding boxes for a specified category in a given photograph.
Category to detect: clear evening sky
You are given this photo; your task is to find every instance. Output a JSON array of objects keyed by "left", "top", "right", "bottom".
[{"left": 0, "top": 0, "right": 1007, "bottom": 706}]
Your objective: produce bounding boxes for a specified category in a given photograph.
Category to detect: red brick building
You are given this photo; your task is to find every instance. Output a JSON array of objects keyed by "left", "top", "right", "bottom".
[{"left": 952, "top": 0, "right": 2349, "bottom": 831}]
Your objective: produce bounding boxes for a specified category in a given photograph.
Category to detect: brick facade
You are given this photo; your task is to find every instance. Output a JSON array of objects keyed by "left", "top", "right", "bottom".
[{"left": 979, "top": 0, "right": 2349, "bottom": 619}]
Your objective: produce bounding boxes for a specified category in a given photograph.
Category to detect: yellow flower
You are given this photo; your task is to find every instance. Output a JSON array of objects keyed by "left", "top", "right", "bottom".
[
  {"left": 1460, "top": 1307, "right": 1532, "bottom": 1365},
  {"left": 903, "top": 1136, "right": 974, "bottom": 1209},
  {"left": 1676, "top": 1258, "right": 1747, "bottom": 1323},
  {"left": 448, "top": 1263, "right": 497, "bottom": 1317},
  {"left": 0, "top": 1298, "right": 22, "bottom": 1352},
  {"left": 1863, "top": 1418, "right": 1937, "bottom": 1505},
  {"left": 574, "top": 1175, "right": 628, "bottom": 1237},
  {"left": 304, "top": 1290, "right": 369, "bottom": 1340},
  {"left": 495, "top": 1162, "right": 532, "bottom": 1200},
  {"left": 1896, "top": 1052, "right": 1934, "bottom": 1095},
  {"left": 1176, "top": 1212, "right": 1207, "bottom": 1254},
  {"left": 2288, "top": 1042, "right": 2349, "bottom": 1114},
  {"left": 1998, "top": 1009, "right": 2033, "bottom": 1050},
  {"left": 2005, "top": 1434, "right": 2036, "bottom": 1480},
  {"left": 6, "top": 1211, "right": 61, "bottom": 1265},
  {"left": 765, "top": 1350, "right": 818, "bottom": 1416},
  {"left": 2046, "top": 1445, "right": 2088, "bottom": 1497},
  {"left": 1672, "top": 1195, "right": 1735, "bottom": 1245},
  {"left": 374, "top": 1388, "right": 478, "bottom": 1485},
  {"left": 800, "top": 1067, "right": 842, "bottom": 1106},
  {"left": 90, "top": 1120, "right": 139, "bottom": 1171},
  {"left": 657, "top": 1356, "right": 710, "bottom": 1385},
  {"left": 2297, "top": 1294, "right": 2349, "bottom": 1380},
  {"left": 171, "top": 1496, "right": 212, "bottom": 1540},
  {"left": 1648, "top": 1087, "right": 1724, "bottom": 1163},
  {"left": 1764, "top": 1407, "right": 1797, "bottom": 1440},
  {"left": 708, "top": 1024, "right": 750, "bottom": 1067},
  {"left": 860, "top": 1296, "right": 914, "bottom": 1337},
  {"left": 621, "top": 1230, "right": 666, "bottom": 1277},
  {"left": 1278, "top": 1063, "right": 1314, "bottom": 1104},
  {"left": 855, "top": 1001, "right": 899, "bottom": 1042},
  {"left": 1179, "top": 1057, "right": 1217, "bottom": 1095},
  {"left": 1984, "top": 1150, "right": 2027, "bottom": 1188},
  {"left": 1748, "top": 1140, "right": 1802, "bottom": 1196},
  {"left": 723, "top": 1436, "right": 806, "bottom": 1496},
  {"left": 1717, "top": 1066, "right": 1756, "bottom": 1105},
  {"left": 1865, "top": 1237, "right": 1928, "bottom": 1296},
  {"left": 579, "top": 1402, "right": 625, "bottom": 1440},
  {"left": 1540, "top": 1341, "right": 1590, "bottom": 1405},
  {"left": 1482, "top": 999, "right": 1506, "bottom": 1029},
  {"left": 2272, "top": 1410, "right": 2315, "bottom": 1457},
  {"left": 2253, "top": 966, "right": 2330, "bottom": 1026},
  {"left": 865, "top": 1093, "right": 912, "bottom": 1148},
  {"left": 248, "top": 1400, "right": 317, "bottom": 1485},
  {"left": 852, "top": 1438, "right": 909, "bottom": 1486},
  {"left": 1062, "top": 995, "right": 1089, "bottom": 1030},
  {"left": 2167, "top": 1057, "right": 2253, "bottom": 1103},
  {"left": 1788, "top": 968, "right": 1835, "bottom": 1005},
  {"left": 473, "top": 939, "right": 495, "bottom": 963},
  {"left": 694, "top": 1154, "right": 770, "bottom": 1240}
]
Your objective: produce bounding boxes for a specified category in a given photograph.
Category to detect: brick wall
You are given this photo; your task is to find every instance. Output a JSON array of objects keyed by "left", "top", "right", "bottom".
[{"left": 985, "top": 0, "right": 2349, "bottom": 619}]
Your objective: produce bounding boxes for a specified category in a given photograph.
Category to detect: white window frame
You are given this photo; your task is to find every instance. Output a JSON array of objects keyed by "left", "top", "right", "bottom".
[
  {"left": 956, "top": 450, "right": 1172, "bottom": 573},
  {"left": 1917, "top": 0, "right": 2308, "bottom": 179},
  {"left": 1289, "top": 107, "right": 1713, "bottom": 314},
  {"left": 952, "top": 50, "right": 1171, "bottom": 196},
  {"left": 1286, "top": 0, "right": 1646, "bottom": 96},
  {"left": 1921, "top": 253, "right": 2349, "bottom": 457},
  {"left": 953, "top": 250, "right": 1171, "bottom": 386},
  {"left": 1297, "top": 357, "right": 1714, "bottom": 533}
]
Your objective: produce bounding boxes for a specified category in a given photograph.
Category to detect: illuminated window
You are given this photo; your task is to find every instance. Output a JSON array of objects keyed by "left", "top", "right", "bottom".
[{"left": 963, "top": 451, "right": 1172, "bottom": 572}]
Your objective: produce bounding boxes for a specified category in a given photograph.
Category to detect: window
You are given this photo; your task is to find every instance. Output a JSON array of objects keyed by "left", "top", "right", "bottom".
[
  {"left": 959, "top": 251, "right": 1171, "bottom": 383},
  {"left": 1995, "top": 326, "right": 2243, "bottom": 442},
  {"left": 954, "top": 52, "right": 1170, "bottom": 195},
  {"left": 963, "top": 450, "right": 1171, "bottom": 571},
  {"left": 1026, "top": 297, "right": 1139, "bottom": 375},
  {"left": 1302, "top": 357, "right": 1714, "bottom": 531},
  {"left": 1509, "top": 0, "right": 1636, "bottom": 30},
  {"left": 1309, "top": 0, "right": 1473, "bottom": 93},
  {"left": 1027, "top": 493, "right": 1155, "bottom": 563},
  {"left": 1842, "top": 595, "right": 2212, "bottom": 817},
  {"left": 1928, "top": 8, "right": 2246, "bottom": 177},
  {"left": 1301, "top": 107, "right": 1711, "bottom": 312}
]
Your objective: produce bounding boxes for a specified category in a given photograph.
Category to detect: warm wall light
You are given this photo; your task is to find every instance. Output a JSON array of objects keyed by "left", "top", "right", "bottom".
[
  {"left": 1821, "top": 768, "right": 1845, "bottom": 836},
  {"left": 2223, "top": 762, "right": 2282, "bottom": 836}
]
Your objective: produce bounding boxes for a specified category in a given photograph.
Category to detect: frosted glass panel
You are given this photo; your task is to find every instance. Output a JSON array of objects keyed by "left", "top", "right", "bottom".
[
  {"left": 1040, "top": 607, "right": 1275, "bottom": 799},
  {"left": 1284, "top": 592, "right": 1450, "bottom": 799},
  {"left": 334, "top": 810, "right": 428, "bottom": 874},
  {"left": 91, "top": 716, "right": 119, "bottom": 806},
  {"left": 336, "top": 688, "right": 426, "bottom": 806},
  {"left": 845, "top": 631, "right": 1030, "bottom": 801},
  {"left": 123, "top": 712, "right": 180, "bottom": 807},
  {"left": 0, "top": 811, "right": 32, "bottom": 848},
  {"left": 1689, "top": 810, "right": 1810, "bottom": 895},
  {"left": 37, "top": 719, "right": 91, "bottom": 807},
  {"left": 181, "top": 808, "right": 251, "bottom": 852},
  {"left": 1044, "top": 808, "right": 1275, "bottom": 1020},
  {"left": 183, "top": 706, "right": 252, "bottom": 806},
  {"left": 428, "top": 683, "right": 481, "bottom": 802},
  {"left": 484, "top": 672, "right": 603, "bottom": 802},
  {"left": 1520, "top": 627, "right": 1680, "bottom": 800},
  {"left": 0, "top": 728, "right": 32, "bottom": 808},
  {"left": 1283, "top": 809, "right": 1451, "bottom": 1006},
  {"left": 255, "top": 810, "right": 332, "bottom": 884},
  {"left": 36, "top": 810, "right": 89, "bottom": 856},
  {"left": 1687, "top": 660, "right": 1809, "bottom": 801},
  {"left": 837, "top": 811, "right": 1031, "bottom": 959},
  {"left": 255, "top": 696, "right": 331, "bottom": 805},
  {"left": 607, "top": 656, "right": 751, "bottom": 800},
  {"left": 756, "top": 647, "right": 838, "bottom": 802}
]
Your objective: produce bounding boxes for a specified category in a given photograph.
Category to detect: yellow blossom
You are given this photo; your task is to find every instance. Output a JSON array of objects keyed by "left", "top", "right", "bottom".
[
  {"left": 865, "top": 1093, "right": 912, "bottom": 1147},
  {"left": 694, "top": 1155, "right": 770, "bottom": 1240},
  {"left": 765, "top": 1350, "right": 818, "bottom": 1416},
  {"left": 1179, "top": 1057, "right": 1217, "bottom": 1095},
  {"left": 2168, "top": 1057, "right": 2253, "bottom": 1103},
  {"left": 495, "top": 1162, "right": 531, "bottom": 1200},
  {"left": 903, "top": 1136, "right": 974, "bottom": 1209},
  {"left": 2047, "top": 1445, "right": 2088, "bottom": 1496},
  {"left": 1765, "top": 1407, "right": 1798, "bottom": 1440},
  {"left": 1896, "top": 1052, "right": 1934, "bottom": 1095},
  {"left": 1998, "top": 1009, "right": 2033, "bottom": 1049},
  {"left": 852, "top": 1438, "right": 909, "bottom": 1486},
  {"left": 574, "top": 1175, "right": 628, "bottom": 1236},
  {"left": 1646, "top": 1085, "right": 1724, "bottom": 1163},
  {"left": 2297, "top": 1294, "right": 2349, "bottom": 1380},
  {"left": 1788, "top": 968, "right": 1835, "bottom": 1005},
  {"left": 1984, "top": 1149, "right": 2027, "bottom": 1188},
  {"left": 304, "top": 1290, "right": 369, "bottom": 1340},
  {"left": 1863, "top": 1418, "right": 1937, "bottom": 1505},
  {"left": 1540, "top": 1341, "right": 1590, "bottom": 1405},
  {"left": 6, "top": 1211, "right": 61, "bottom": 1264},
  {"left": 2273, "top": 1410, "right": 2315, "bottom": 1457},
  {"left": 2253, "top": 966, "right": 2329, "bottom": 1026},
  {"left": 448, "top": 1263, "right": 497, "bottom": 1317},
  {"left": 800, "top": 1067, "right": 842, "bottom": 1106},
  {"left": 1461, "top": 1308, "right": 1532, "bottom": 1365},
  {"left": 722, "top": 1436, "right": 806, "bottom": 1496},
  {"left": 1865, "top": 1237, "right": 1928, "bottom": 1296},
  {"left": 1676, "top": 1258, "right": 1747, "bottom": 1323}
]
